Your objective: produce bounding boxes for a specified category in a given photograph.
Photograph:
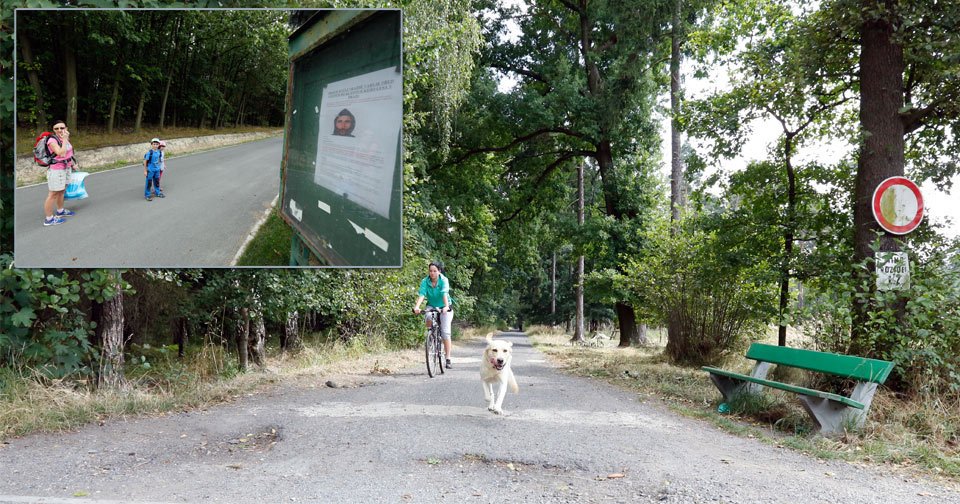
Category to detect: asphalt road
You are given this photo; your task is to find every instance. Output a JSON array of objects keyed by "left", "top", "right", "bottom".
[
  {"left": 13, "top": 137, "right": 282, "bottom": 268},
  {"left": 0, "top": 332, "right": 956, "bottom": 504}
]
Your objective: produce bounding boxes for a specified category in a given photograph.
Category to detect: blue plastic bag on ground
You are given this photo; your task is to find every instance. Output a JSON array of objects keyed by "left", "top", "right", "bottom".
[{"left": 64, "top": 171, "right": 89, "bottom": 200}]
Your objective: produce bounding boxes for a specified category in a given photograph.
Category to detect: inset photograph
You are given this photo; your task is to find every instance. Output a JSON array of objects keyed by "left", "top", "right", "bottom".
[{"left": 13, "top": 9, "right": 402, "bottom": 268}]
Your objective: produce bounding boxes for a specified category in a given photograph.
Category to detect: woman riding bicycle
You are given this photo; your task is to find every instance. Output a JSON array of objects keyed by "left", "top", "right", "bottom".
[{"left": 413, "top": 261, "right": 454, "bottom": 368}]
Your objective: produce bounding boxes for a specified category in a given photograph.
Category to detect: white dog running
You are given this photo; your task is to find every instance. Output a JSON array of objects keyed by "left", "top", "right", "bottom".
[{"left": 481, "top": 334, "right": 519, "bottom": 414}]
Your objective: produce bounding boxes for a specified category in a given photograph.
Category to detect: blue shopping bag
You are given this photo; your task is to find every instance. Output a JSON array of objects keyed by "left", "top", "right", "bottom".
[{"left": 64, "top": 171, "right": 89, "bottom": 200}]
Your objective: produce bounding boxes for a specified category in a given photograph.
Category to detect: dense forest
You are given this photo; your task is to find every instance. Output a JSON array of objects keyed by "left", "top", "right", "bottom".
[
  {"left": 1, "top": 0, "right": 959, "bottom": 405},
  {"left": 16, "top": 9, "right": 288, "bottom": 134}
]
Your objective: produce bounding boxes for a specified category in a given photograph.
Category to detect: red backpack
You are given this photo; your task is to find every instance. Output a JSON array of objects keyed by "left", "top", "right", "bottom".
[{"left": 33, "top": 132, "right": 62, "bottom": 167}]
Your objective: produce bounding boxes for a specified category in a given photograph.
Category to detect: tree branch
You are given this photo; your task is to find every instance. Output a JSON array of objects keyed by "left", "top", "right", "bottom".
[
  {"left": 557, "top": 0, "right": 584, "bottom": 16},
  {"left": 449, "top": 127, "right": 591, "bottom": 165},
  {"left": 489, "top": 62, "right": 550, "bottom": 87},
  {"left": 900, "top": 89, "right": 960, "bottom": 134},
  {"left": 496, "top": 150, "right": 594, "bottom": 225}
]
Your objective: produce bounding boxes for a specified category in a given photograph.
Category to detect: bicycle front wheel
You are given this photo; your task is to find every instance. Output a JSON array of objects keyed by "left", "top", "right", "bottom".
[
  {"left": 436, "top": 330, "right": 445, "bottom": 375},
  {"left": 425, "top": 330, "right": 438, "bottom": 378}
]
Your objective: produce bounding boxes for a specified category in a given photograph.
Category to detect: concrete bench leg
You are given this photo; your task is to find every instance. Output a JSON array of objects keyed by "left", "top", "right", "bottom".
[
  {"left": 709, "top": 362, "right": 772, "bottom": 403},
  {"left": 709, "top": 374, "right": 748, "bottom": 403},
  {"left": 798, "top": 382, "right": 879, "bottom": 435},
  {"left": 797, "top": 396, "right": 855, "bottom": 434}
]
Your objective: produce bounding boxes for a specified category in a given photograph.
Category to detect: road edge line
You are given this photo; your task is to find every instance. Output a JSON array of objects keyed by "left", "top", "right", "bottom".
[{"left": 232, "top": 194, "right": 280, "bottom": 266}]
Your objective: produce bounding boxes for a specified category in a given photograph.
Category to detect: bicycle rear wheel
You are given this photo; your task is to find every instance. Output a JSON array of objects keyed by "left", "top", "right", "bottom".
[{"left": 425, "top": 329, "right": 437, "bottom": 378}]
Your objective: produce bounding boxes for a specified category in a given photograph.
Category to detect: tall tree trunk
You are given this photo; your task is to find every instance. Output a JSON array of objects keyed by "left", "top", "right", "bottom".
[
  {"left": 634, "top": 324, "right": 648, "bottom": 346},
  {"left": 575, "top": 3, "right": 643, "bottom": 347},
  {"left": 667, "top": 0, "right": 685, "bottom": 354},
  {"left": 615, "top": 302, "right": 643, "bottom": 348},
  {"left": 176, "top": 317, "right": 188, "bottom": 358},
  {"left": 159, "top": 15, "right": 182, "bottom": 131},
  {"left": 283, "top": 310, "right": 301, "bottom": 351},
  {"left": 215, "top": 100, "right": 225, "bottom": 130},
  {"left": 250, "top": 314, "right": 266, "bottom": 368},
  {"left": 18, "top": 32, "right": 47, "bottom": 132},
  {"left": 550, "top": 251, "right": 557, "bottom": 323},
  {"left": 107, "top": 65, "right": 121, "bottom": 134},
  {"left": 98, "top": 272, "right": 125, "bottom": 389},
  {"left": 670, "top": 0, "right": 685, "bottom": 225},
  {"left": 852, "top": 0, "right": 906, "bottom": 353},
  {"left": 237, "top": 307, "right": 249, "bottom": 372},
  {"left": 248, "top": 294, "right": 266, "bottom": 368},
  {"left": 572, "top": 163, "right": 585, "bottom": 343},
  {"left": 234, "top": 90, "right": 247, "bottom": 127},
  {"left": 134, "top": 89, "right": 146, "bottom": 134},
  {"left": 159, "top": 74, "right": 174, "bottom": 131},
  {"left": 64, "top": 38, "right": 79, "bottom": 131},
  {"left": 778, "top": 135, "right": 797, "bottom": 347}
]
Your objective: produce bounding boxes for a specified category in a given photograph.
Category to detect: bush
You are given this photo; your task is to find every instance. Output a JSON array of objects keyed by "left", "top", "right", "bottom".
[
  {"left": 0, "top": 257, "right": 97, "bottom": 378},
  {"left": 799, "top": 240, "right": 960, "bottom": 396},
  {"left": 623, "top": 220, "right": 773, "bottom": 365}
]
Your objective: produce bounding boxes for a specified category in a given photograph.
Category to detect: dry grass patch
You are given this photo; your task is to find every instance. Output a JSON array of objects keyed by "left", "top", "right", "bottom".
[
  {"left": 527, "top": 328, "right": 960, "bottom": 484},
  {"left": 0, "top": 335, "right": 422, "bottom": 442},
  {"left": 529, "top": 329, "right": 716, "bottom": 408},
  {"left": 459, "top": 325, "right": 501, "bottom": 342},
  {"left": 278, "top": 338, "right": 420, "bottom": 382}
]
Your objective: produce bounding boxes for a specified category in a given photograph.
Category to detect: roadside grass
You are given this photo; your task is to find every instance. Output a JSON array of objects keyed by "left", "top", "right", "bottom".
[
  {"left": 0, "top": 325, "right": 499, "bottom": 441},
  {"left": 235, "top": 208, "right": 293, "bottom": 266},
  {"left": 526, "top": 325, "right": 960, "bottom": 484},
  {"left": 457, "top": 325, "right": 499, "bottom": 342},
  {"left": 16, "top": 125, "right": 282, "bottom": 157},
  {"left": 0, "top": 331, "right": 421, "bottom": 442}
]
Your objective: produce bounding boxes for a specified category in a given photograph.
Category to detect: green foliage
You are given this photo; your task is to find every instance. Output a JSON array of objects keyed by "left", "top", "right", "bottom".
[
  {"left": 623, "top": 216, "right": 774, "bottom": 364},
  {"left": 235, "top": 210, "right": 293, "bottom": 266},
  {"left": 799, "top": 238, "right": 960, "bottom": 394},
  {"left": 402, "top": 0, "right": 482, "bottom": 158},
  {"left": 0, "top": 256, "right": 97, "bottom": 378},
  {"left": 81, "top": 269, "right": 134, "bottom": 303},
  {"left": 14, "top": 9, "right": 289, "bottom": 133}
]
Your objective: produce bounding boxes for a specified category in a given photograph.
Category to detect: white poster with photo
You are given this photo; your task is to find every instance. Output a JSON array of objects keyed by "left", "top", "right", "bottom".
[{"left": 313, "top": 67, "right": 402, "bottom": 218}]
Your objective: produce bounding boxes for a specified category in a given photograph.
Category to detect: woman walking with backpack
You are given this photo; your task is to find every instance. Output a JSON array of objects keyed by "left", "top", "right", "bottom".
[{"left": 42, "top": 120, "right": 77, "bottom": 226}]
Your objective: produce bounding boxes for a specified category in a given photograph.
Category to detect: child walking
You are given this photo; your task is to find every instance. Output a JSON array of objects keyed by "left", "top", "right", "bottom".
[
  {"left": 143, "top": 138, "right": 164, "bottom": 201},
  {"left": 157, "top": 140, "right": 167, "bottom": 193}
]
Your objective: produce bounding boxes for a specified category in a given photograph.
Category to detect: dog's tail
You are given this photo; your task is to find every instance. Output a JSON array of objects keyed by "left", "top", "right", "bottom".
[
  {"left": 509, "top": 373, "right": 519, "bottom": 394},
  {"left": 486, "top": 333, "right": 494, "bottom": 344}
]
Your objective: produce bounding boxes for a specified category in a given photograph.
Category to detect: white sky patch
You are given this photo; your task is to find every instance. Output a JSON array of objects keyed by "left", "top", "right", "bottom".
[
  {"left": 491, "top": 0, "right": 525, "bottom": 93},
  {"left": 660, "top": 62, "right": 960, "bottom": 238}
]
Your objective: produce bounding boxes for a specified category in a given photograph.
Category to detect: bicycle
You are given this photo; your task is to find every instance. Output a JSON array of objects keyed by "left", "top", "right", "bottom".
[{"left": 418, "top": 307, "right": 445, "bottom": 378}]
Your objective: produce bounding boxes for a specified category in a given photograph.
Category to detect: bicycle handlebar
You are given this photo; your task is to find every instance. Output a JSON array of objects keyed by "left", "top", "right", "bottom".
[{"left": 414, "top": 306, "right": 448, "bottom": 314}]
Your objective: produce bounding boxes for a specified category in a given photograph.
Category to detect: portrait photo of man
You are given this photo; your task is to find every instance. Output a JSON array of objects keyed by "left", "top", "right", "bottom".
[{"left": 333, "top": 108, "right": 356, "bottom": 137}]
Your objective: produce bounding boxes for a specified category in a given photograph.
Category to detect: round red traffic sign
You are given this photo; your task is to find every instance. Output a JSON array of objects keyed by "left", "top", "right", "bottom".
[{"left": 872, "top": 176, "right": 923, "bottom": 235}]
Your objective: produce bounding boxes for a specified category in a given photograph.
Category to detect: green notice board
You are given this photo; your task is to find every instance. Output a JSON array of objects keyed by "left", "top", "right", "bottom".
[{"left": 281, "top": 10, "right": 402, "bottom": 267}]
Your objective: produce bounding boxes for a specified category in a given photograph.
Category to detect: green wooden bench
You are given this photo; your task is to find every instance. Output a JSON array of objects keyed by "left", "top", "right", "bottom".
[{"left": 702, "top": 343, "right": 895, "bottom": 434}]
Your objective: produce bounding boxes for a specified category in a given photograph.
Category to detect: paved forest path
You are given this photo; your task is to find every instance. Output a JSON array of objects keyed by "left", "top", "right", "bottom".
[{"left": 0, "top": 332, "right": 956, "bottom": 503}]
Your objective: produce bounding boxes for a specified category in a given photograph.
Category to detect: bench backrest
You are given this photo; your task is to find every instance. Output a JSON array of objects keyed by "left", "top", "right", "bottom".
[{"left": 745, "top": 343, "right": 894, "bottom": 384}]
